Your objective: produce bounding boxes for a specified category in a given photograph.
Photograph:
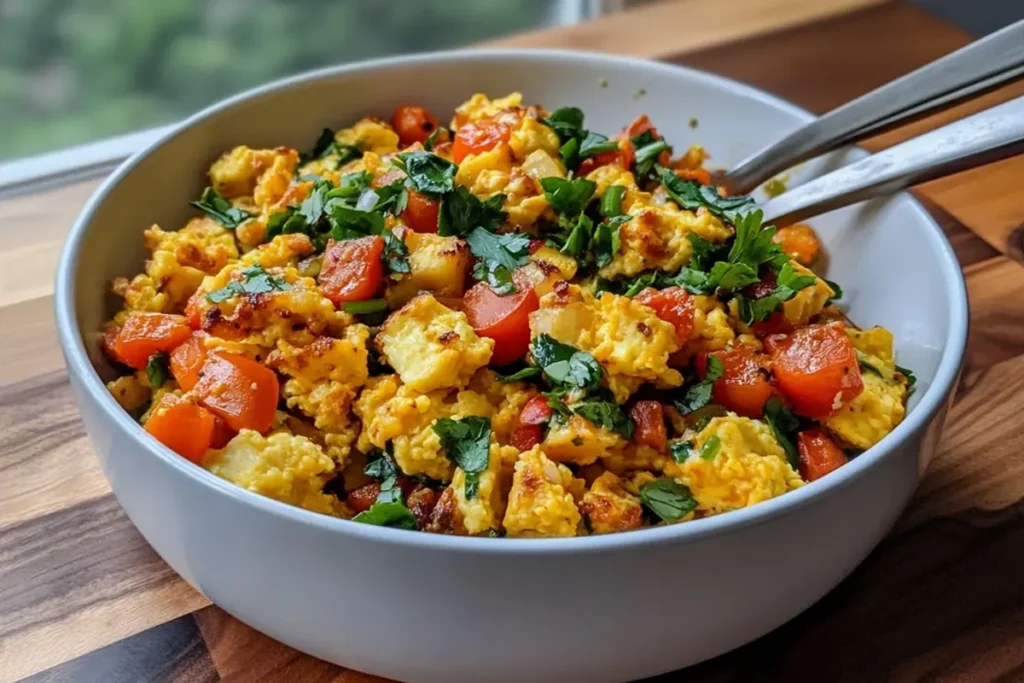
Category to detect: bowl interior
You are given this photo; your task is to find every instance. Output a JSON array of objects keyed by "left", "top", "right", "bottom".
[{"left": 66, "top": 50, "right": 961, "bottom": 465}]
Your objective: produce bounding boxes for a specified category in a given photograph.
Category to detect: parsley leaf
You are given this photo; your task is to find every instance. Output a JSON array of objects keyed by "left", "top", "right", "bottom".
[
  {"left": 539, "top": 107, "right": 585, "bottom": 142},
  {"left": 531, "top": 334, "right": 602, "bottom": 390},
  {"left": 206, "top": 264, "right": 291, "bottom": 303},
  {"left": 190, "top": 187, "right": 251, "bottom": 228},
  {"left": 659, "top": 167, "right": 756, "bottom": 222},
  {"left": 433, "top": 416, "right": 491, "bottom": 499},
  {"left": 579, "top": 131, "right": 620, "bottom": 158},
  {"left": 735, "top": 261, "right": 818, "bottom": 324},
  {"left": 304, "top": 128, "right": 361, "bottom": 169},
  {"left": 364, "top": 451, "right": 402, "bottom": 503},
  {"left": 400, "top": 151, "right": 457, "bottom": 195},
  {"left": 638, "top": 477, "right": 698, "bottom": 522},
  {"left": 496, "top": 366, "right": 543, "bottom": 383},
  {"left": 423, "top": 127, "right": 449, "bottom": 152},
  {"left": 438, "top": 186, "right": 507, "bottom": 237},
  {"left": 591, "top": 216, "right": 624, "bottom": 268},
  {"left": 145, "top": 352, "right": 169, "bottom": 388},
  {"left": 353, "top": 501, "right": 417, "bottom": 529},
  {"left": 541, "top": 177, "right": 597, "bottom": 216},
  {"left": 895, "top": 364, "right": 917, "bottom": 395},
  {"left": 672, "top": 354, "right": 724, "bottom": 414},
  {"left": 764, "top": 396, "right": 800, "bottom": 470},
  {"left": 824, "top": 278, "right": 844, "bottom": 305},
  {"left": 559, "top": 137, "right": 581, "bottom": 170},
  {"left": 342, "top": 299, "right": 389, "bottom": 315},
  {"left": 572, "top": 400, "right": 635, "bottom": 439},
  {"left": 466, "top": 228, "right": 530, "bottom": 295},
  {"left": 669, "top": 441, "right": 692, "bottom": 463}
]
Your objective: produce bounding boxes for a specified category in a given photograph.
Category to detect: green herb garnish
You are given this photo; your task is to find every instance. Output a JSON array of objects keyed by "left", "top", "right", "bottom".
[
  {"left": 571, "top": 399, "right": 634, "bottom": 439},
  {"left": 353, "top": 501, "right": 417, "bottom": 529},
  {"left": 433, "top": 416, "right": 491, "bottom": 499},
  {"left": 342, "top": 299, "right": 389, "bottom": 315},
  {"left": 735, "top": 262, "right": 817, "bottom": 325},
  {"left": 190, "top": 187, "right": 251, "bottom": 228},
  {"left": 600, "top": 185, "right": 625, "bottom": 218},
  {"left": 438, "top": 186, "right": 507, "bottom": 237},
  {"left": 638, "top": 477, "right": 699, "bottom": 522},
  {"left": 466, "top": 228, "right": 530, "bottom": 295},
  {"left": 672, "top": 354, "right": 724, "bottom": 415},
  {"left": 700, "top": 435, "right": 722, "bottom": 461},
  {"left": 145, "top": 352, "right": 170, "bottom": 388},
  {"left": 764, "top": 396, "right": 800, "bottom": 470},
  {"left": 400, "top": 151, "right": 457, "bottom": 195},
  {"left": 206, "top": 264, "right": 292, "bottom": 303},
  {"left": 531, "top": 334, "right": 602, "bottom": 390},
  {"left": 496, "top": 366, "right": 543, "bottom": 383}
]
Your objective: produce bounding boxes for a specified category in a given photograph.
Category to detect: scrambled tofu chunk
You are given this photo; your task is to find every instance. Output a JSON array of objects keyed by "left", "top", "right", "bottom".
[
  {"left": 143, "top": 217, "right": 239, "bottom": 310},
  {"left": 781, "top": 261, "right": 835, "bottom": 327},
  {"left": 112, "top": 274, "right": 171, "bottom": 322},
  {"left": 353, "top": 375, "right": 495, "bottom": 481},
  {"left": 454, "top": 145, "right": 513, "bottom": 193},
  {"left": 106, "top": 374, "right": 151, "bottom": 412},
  {"left": 581, "top": 472, "right": 645, "bottom": 534},
  {"left": 377, "top": 294, "right": 494, "bottom": 393},
  {"left": 467, "top": 370, "right": 537, "bottom": 446},
  {"left": 385, "top": 231, "right": 472, "bottom": 308},
  {"left": 598, "top": 203, "right": 731, "bottom": 279},
  {"left": 826, "top": 372, "right": 906, "bottom": 449},
  {"left": 519, "top": 244, "right": 578, "bottom": 298},
  {"left": 205, "top": 430, "right": 345, "bottom": 516},
  {"left": 675, "top": 295, "right": 737, "bottom": 362},
  {"left": 252, "top": 148, "right": 300, "bottom": 214},
  {"left": 335, "top": 117, "right": 400, "bottom": 156},
  {"left": 530, "top": 284, "right": 682, "bottom": 402},
  {"left": 452, "top": 92, "right": 523, "bottom": 128},
  {"left": 543, "top": 415, "right": 626, "bottom": 466},
  {"left": 451, "top": 443, "right": 517, "bottom": 535},
  {"left": 503, "top": 446, "right": 584, "bottom": 538},
  {"left": 508, "top": 116, "right": 561, "bottom": 162},
  {"left": 208, "top": 145, "right": 282, "bottom": 198},
  {"left": 848, "top": 326, "right": 896, "bottom": 373},
  {"left": 665, "top": 416, "right": 803, "bottom": 513}
]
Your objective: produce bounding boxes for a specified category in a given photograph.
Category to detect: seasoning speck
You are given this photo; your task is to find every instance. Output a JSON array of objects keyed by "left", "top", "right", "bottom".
[
  {"left": 764, "top": 174, "right": 790, "bottom": 198},
  {"left": 633, "top": 87, "right": 648, "bottom": 99},
  {"left": 689, "top": 117, "right": 699, "bottom": 129},
  {"left": 598, "top": 77, "right": 608, "bottom": 88}
]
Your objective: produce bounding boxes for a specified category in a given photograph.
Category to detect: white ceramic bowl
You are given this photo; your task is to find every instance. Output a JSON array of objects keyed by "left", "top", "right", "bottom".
[{"left": 55, "top": 50, "right": 968, "bottom": 683}]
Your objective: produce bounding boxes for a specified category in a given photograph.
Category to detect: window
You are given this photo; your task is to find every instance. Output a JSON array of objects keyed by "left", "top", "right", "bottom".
[{"left": 0, "top": 0, "right": 591, "bottom": 162}]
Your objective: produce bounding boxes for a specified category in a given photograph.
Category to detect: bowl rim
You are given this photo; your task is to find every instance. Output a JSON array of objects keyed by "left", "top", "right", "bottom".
[{"left": 54, "top": 47, "right": 969, "bottom": 555}]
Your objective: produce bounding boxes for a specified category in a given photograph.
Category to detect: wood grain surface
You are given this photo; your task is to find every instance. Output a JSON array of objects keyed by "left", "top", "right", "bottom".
[{"left": 3, "top": 0, "right": 1024, "bottom": 681}]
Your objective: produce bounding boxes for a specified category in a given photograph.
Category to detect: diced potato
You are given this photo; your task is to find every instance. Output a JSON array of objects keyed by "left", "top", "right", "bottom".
[
  {"left": 385, "top": 232, "right": 472, "bottom": 308},
  {"left": 581, "top": 472, "right": 645, "bottom": 534},
  {"left": 503, "top": 446, "right": 584, "bottom": 538}
]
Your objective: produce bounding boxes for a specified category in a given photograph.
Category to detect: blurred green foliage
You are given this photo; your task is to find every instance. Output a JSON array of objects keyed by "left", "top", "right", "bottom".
[{"left": 0, "top": 0, "right": 557, "bottom": 160}]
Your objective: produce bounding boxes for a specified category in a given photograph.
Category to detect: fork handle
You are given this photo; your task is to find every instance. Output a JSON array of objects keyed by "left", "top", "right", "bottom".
[
  {"left": 759, "top": 95, "right": 1024, "bottom": 226},
  {"left": 724, "top": 18, "right": 1024, "bottom": 195}
]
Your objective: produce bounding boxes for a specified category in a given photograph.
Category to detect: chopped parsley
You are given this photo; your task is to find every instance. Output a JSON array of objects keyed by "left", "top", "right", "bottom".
[
  {"left": 433, "top": 416, "right": 491, "bottom": 499},
  {"left": 206, "top": 264, "right": 292, "bottom": 303},
  {"left": 659, "top": 167, "right": 756, "bottom": 222},
  {"left": 145, "top": 352, "right": 170, "bottom": 388},
  {"left": 896, "top": 364, "right": 917, "bottom": 395},
  {"left": 579, "top": 131, "right": 620, "bottom": 158},
  {"left": 304, "top": 127, "right": 361, "bottom": 169},
  {"left": 591, "top": 216, "right": 624, "bottom": 268},
  {"left": 764, "top": 396, "right": 800, "bottom": 470},
  {"left": 531, "top": 334, "right": 602, "bottom": 390},
  {"left": 538, "top": 107, "right": 618, "bottom": 169},
  {"left": 399, "top": 151, "right": 457, "bottom": 195},
  {"left": 496, "top": 365, "right": 543, "bottom": 383},
  {"left": 466, "top": 227, "right": 531, "bottom": 295},
  {"left": 571, "top": 399, "right": 634, "bottom": 439},
  {"left": 423, "top": 127, "right": 449, "bottom": 152},
  {"left": 353, "top": 501, "right": 417, "bottom": 529},
  {"left": 190, "top": 187, "right": 251, "bottom": 228},
  {"left": 364, "top": 451, "right": 402, "bottom": 503},
  {"left": 672, "top": 354, "right": 724, "bottom": 415},
  {"left": 342, "top": 299, "right": 389, "bottom": 315},
  {"left": 669, "top": 441, "right": 692, "bottom": 463},
  {"left": 438, "top": 186, "right": 507, "bottom": 237},
  {"left": 541, "top": 177, "right": 597, "bottom": 216},
  {"left": 633, "top": 139, "right": 671, "bottom": 178},
  {"left": 824, "top": 278, "right": 844, "bottom": 305},
  {"left": 735, "top": 262, "right": 818, "bottom": 324},
  {"left": 600, "top": 185, "right": 625, "bottom": 218},
  {"left": 638, "top": 477, "right": 698, "bottom": 522}
]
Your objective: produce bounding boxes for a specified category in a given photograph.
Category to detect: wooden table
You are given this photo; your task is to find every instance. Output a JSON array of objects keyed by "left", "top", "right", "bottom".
[{"left": 3, "top": 0, "right": 1024, "bottom": 680}]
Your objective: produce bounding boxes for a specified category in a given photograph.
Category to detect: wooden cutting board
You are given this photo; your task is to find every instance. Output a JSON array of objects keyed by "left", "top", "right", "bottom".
[{"left": 3, "top": 1, "right": 1024, "bottom": 680}]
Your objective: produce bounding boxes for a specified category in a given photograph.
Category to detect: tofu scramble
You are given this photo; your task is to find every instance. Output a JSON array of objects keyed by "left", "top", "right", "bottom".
[{"left": 101, "top": 93, "right": 914, "bottom": 537}]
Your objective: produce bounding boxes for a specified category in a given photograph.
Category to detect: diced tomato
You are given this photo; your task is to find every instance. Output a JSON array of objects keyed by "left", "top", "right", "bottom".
[
  {"left": 797, "top": 428, "right": 849, "bottom": 481},
  {"left": 406, "top": 485, "right": 438, "bottom": 529},
  {"left": 770, "top": 322, "right": 863, "bottom": 418},
  {"left": 624, "top": 114, "right": 660, "bottom": 139},
  {"left": 210, "top": 415, "right": 236, "bottom": 450},
  {"left": 462, "top": 271, "right": 539, "bottom": 366},
  {"left": 697, "top": 347, "right": 776, "bottom": 418},
  {"left": 676, "top": 168, "right": 712, "bottom": 185},
  {"left": 520, "top": 395, "right": 554, "bottom": 425},
  {"left": 528, "top": 239, "right": 545, "bottom": 255},
  {"left": 773, "top": 224, "right": 820, "bottom": 266},
  {"left": 744, "top": 270, "right": 777, "bottom": 300},
  {"left": 185, "top": 291, "right": 204, "bottom": 330},
  {"left": 452, "top": 115, "right": 513, "bottom": 163},
  {"left": 193, "top": 352, "right": 279, "bottom": 433},
  {"left": 347, "top": 483, "right": 381, "bottom": 513},
  {"left": 751, "top": 311, "right": 794, "bottom": 338},
  {"left": 112, "top": 312, "right": 192, "bottom": 370},
  {"left": 144, "top": 394, "right": 216, "bottom": 463},
  {"left": 390, "top": 105, "right": 440, "bottom": 147},
  {"left": 578, "top": 138, "right": 634, "bottom": 175},
  {"left": 400, "top": 190, "right": 440, "bottom": 233},
  {"left": 169, "top": 332, "right": 207, "bottom": 391},
  {"left": 630, "top": 400, "right": 667, "bottom": 452},
  {"left": 319, "top": 236, "right": 385, "bottom": 305},
  {"left": 633, "top": 286, "right": 696, "bottom": 343},
  {"left": 511, "top": 424, "right": 543, "bottom": 451}
]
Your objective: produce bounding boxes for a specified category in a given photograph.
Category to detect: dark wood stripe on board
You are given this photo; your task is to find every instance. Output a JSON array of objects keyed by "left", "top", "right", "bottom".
[{"left": 20, "top": 615, "right": 218, "bottom": 683}]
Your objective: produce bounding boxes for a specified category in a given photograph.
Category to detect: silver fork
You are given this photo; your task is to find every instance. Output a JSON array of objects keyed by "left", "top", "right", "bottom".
[{"left": 716, "top": 18, "right": 1024, "bottom": 212}]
